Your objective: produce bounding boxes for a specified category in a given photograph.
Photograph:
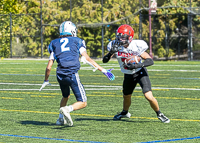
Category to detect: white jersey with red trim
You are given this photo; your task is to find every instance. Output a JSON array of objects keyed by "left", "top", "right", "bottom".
[{"left": 107, "top": 40, "right": 148, "bottom": 74}]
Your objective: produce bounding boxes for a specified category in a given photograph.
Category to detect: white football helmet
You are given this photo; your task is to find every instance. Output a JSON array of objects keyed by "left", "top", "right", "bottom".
[{"left": 59, "top": 21, "right": 77, "bottom": 37}]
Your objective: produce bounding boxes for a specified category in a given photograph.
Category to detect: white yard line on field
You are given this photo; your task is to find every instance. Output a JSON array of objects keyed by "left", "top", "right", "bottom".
[{"left": 0, "top": 82, "right": 200, "bottom": 91}]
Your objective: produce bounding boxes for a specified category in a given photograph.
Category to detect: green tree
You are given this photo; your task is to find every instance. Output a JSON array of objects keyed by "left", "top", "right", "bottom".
[{"left": 0, "top": 0, "right": 23, "bottom": 57}]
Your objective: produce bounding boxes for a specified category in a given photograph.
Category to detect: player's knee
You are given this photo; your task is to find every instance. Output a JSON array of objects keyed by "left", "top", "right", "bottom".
[
  {"left": 83, "top": 102, "right": 87, "bottom": 108},
  {"left": 123, "top": 94, "right": 132, "bottom": 99},
  {"left": 144, "top": 91, "right": 155, "bottom": 102}
]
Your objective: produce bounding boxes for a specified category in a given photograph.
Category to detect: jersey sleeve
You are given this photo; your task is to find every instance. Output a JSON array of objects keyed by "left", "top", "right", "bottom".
[
  {"left": 107, "top": 41, "right": 113, "bottom": 52},
  {"left": 79, "top": 39, "right": 86, "bottom": 54},
  {"left": 135, "top": 40, "right": 148, "bottom": 55},
  {"left": 48, "top": 41, "right": 55, "bottom": 60},
  {"left": 48, "top": 41, "right": 53, "bottom": 54}
]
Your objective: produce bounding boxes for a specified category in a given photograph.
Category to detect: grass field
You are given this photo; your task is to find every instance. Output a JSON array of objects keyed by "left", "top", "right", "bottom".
[{"left": 0, "top": 59, "right": 200, "bottom": 143}]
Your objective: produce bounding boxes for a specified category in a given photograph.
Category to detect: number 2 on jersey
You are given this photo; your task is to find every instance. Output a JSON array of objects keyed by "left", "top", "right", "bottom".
[{"left": 60, "top": 38, "right": 70, "bottom": 52}]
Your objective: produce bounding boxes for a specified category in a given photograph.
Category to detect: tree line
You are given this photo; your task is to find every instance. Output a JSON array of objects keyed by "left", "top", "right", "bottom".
[{"left": 0, "top": 0, "right": 200, "bottom": 58}]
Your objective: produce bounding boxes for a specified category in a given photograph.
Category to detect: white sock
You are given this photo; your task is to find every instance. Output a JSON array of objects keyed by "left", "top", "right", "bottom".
[
  {"left": 68, "top": 105, "right": 74, "bottom": 112},
  {"left": 59, "top": 113, "right": 63, "bottom": 118}
]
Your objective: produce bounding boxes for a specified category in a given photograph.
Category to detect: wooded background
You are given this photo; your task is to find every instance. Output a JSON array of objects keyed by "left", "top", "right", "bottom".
[{"left": 1, "top": 0, "right": 200, "bottom": 60}]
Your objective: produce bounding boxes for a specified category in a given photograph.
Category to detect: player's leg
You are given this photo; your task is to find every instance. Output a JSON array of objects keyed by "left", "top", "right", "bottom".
[
  {"left": 123, "top": 94, "right": 132, "bottom": 111},
  {"left": 138, "top": 67, "right": 170, "bottom": 123},
  {"left": 60, "top": 73, "right": 87, "bottom": 126},
  {"left": 70, "top": 72, "right": 87, "bottom": 110},
  {"left": 113, "top": 74, "right": 136, "bottom": 120},
  {"left": 57, "top": 74, "right": 73, "bottom": 126},
  {"left": 56, "top": 96, "right": 70, "bottom": 125},
  {"left": 60, "top": 96, "right": 69, "bottom": 107}
]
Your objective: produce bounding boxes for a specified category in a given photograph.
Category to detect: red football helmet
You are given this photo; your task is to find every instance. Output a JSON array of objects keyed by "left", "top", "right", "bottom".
[{"left": 116, "top": 24, "right": 134, "bottom": 45}]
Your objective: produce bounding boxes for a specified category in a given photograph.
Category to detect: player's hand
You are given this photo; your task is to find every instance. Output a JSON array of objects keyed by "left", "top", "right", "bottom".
[
  {"left": 109, "top": 41, "right": 122, "bottom": 54},
  {"left": 124, "top": 63, "right": 143, "bottom": 70},
  {"left": 102, "top": 68, "right": 115, "bottom": 81},
  {"left": 39, "top": 80, "right": 51, "bottom": 91}
]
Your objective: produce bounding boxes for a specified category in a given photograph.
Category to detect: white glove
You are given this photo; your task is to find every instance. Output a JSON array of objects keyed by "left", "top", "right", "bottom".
[{"left": 39, "top": 80, "right": 51, "bottom": 91}]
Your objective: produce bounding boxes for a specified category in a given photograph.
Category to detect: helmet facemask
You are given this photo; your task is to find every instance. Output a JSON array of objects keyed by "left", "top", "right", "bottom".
[{"left": 116, "top": 33, "right": 132, "bottom": 46}]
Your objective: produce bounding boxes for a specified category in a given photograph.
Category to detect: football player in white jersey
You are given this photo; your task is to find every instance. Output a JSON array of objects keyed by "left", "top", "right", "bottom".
[{"left": 103, "top": 24, "right": 170, "bottom": 123}]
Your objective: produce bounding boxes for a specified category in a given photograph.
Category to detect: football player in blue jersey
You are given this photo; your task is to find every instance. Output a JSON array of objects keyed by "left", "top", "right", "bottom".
[
  {"left": 103, "top": 24, "right": 170, "bottom": 123},
  {"left": 39, "top": 21, "right": 115, "bottom": 126}
]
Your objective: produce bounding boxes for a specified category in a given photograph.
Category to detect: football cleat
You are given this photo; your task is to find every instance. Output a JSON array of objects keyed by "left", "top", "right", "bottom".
[
  {"left": 59, "top": 106, "right": 73, "bottom": 126},
  {"left": 157, "top": 113, "right": 170, "bottom": 123},
  {"left": 56, "top": 117, "right": 66, "bottom": 126},
  {"left": 113, "top": 112, "right": 131, "bottom": 120}
]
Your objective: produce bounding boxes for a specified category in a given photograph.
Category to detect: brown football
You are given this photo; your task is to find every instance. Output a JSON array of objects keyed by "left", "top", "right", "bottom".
[{"left": 124, "top": 55, "right": 141, "bottom": 64}]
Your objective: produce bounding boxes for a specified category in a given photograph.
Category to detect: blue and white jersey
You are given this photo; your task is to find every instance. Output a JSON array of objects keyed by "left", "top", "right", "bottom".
[{"left": 48, "top": 37, "right": 86, "bottom": 76}]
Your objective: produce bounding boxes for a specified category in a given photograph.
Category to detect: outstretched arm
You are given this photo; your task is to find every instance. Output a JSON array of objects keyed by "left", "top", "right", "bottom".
[
  {"left": 81, "top": 51, "right": 104, "bottom": 71},
  {"left": 81, "top": 51, "right": 115, "bottom": 81}
]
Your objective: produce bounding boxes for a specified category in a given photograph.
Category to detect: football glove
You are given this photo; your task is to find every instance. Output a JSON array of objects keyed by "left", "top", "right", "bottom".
[
  {"left": 102, "top": 68, "right": 115, "bottom": 81},
  {"left": 124, "top": 63, "right": 144, "bottom": 70},
  {"left": 109, "top": 41, "right": 122, "bottom": 54},
  {"left": 39, "top": 80, "right": 51, "bottom": 91}
]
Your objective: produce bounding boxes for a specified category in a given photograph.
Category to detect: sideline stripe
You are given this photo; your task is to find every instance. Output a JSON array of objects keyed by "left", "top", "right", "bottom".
[
  {"left": 137, "top": 136, "right": 200, "bottom": 143},
  {"left": 0, "top": 109, "right": 199, "bottom": 122},
  {"left": 0, "top": 134, "right": 110, "bottom": 143}
]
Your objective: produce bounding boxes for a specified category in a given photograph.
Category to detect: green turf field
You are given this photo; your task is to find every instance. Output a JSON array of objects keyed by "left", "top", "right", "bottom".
[{"left": 0, "top": 59, "right": 199, "bottom": 143}]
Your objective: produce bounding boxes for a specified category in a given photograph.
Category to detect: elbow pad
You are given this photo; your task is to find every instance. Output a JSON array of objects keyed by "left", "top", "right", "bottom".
[{"left": 103, "top": 52, "right": 112, "bottom": 63}]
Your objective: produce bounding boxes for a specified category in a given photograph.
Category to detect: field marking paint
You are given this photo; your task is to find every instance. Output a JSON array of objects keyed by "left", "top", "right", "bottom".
[
  {"left": 87, "top": 95, "right": 200, "bottom": 101},
  {"left": 1, "top": 87, "right": 200, "bottom": 91},
  {"left": 1, "top": 90, "right": 199, "bottom": 100},
  {"left": 1, "top": 90, "right": 200, "bottom": 101},
  {"left": 137, "top": 136, "right": 200, "bottom": 143},
  {"left": 0, "top": 134, "right": 110, "bottom": 143},
  {"left": 0, "top": 91, "right": 60, "bottom": 95},
  {"left": 30, "top": 95, "right": 55, "bottom": 98},
  {"left": 1, "top": 82, "right": 200, "bottom": 90},
  {"left": 0, "top": 109, "right": 199, "bottom": 122},
  {"left": 0, "top": 97, "right": 23, "bottom": 100},
  {"left": 1, "top": 81, "right": 200, "bottom": 89}
]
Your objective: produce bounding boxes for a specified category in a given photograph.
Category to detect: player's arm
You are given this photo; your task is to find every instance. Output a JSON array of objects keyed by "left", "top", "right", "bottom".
[
  {"left": 125, "top": 52, "right": 154, "bottom": 70},
  {"left": 103, "top": 52, "right": 113, "bottom": 63},
  {"left": 81, "top": 51, "right": 104, "bottom": 71},
  {"left": 45, "top": 59, "right": 54, "bottom": 81},
  {"left": 39, "top": 46, "right": 54, "bottom": 91},
  {"left": 81, "top": 51, "right": 115, "bottom": 81},
  {"left": 140, "top": 52, "right": 154, "bottom": 67},
  {"left": 39, "top": 59, "right": 53, "bottom": 91},
  {"left": 103, "top": 40, "right": 121, "bottom": 63}
]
